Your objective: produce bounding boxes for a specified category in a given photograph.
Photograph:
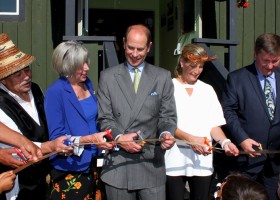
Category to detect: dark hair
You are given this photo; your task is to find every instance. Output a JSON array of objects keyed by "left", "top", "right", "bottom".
[
  {"left": 220, "top": 174, "right": 269, "bottom": 200},
  {"left": 255, "top": 33, "right": 280, "bottom": 55}
]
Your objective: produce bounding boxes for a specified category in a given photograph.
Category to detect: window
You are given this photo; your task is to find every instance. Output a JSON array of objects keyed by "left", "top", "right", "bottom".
[{"left": 0, "top": 0, "right": 25, "bottom": 21}]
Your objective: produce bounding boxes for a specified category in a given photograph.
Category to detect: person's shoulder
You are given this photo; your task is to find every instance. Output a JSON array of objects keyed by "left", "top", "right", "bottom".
[
  {"left": 101, "top": 63, "right": 124, "bottom": 74},
  {"left": 197, "top": 80, "right": 215, "bottom": 91},
  {"left": 45, "top": 78, "right": 65, "bottom": 93},
  {"left": 228, "top": 63, "right": 254, "bottom": 78},
  {"left": 146, "top": 63, "right": 170, "bottom": 76},
  {"left": 31, "top": 82, "right": 42, "bottom": 90}
]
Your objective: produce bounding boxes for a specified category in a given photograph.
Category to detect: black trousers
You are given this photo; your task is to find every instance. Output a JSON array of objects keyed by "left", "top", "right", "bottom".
[{"left": 166, "top": 175, "right": 212, "bottom": 200}]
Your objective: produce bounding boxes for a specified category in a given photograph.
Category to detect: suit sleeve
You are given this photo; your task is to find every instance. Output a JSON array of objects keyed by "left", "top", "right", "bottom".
[
  {"left": 44, "top": 87, "right": 67, "bottom": 141},
  {"left": 157, "top": 71, "right": 177, "bottom": 135},
  {"left": 221, "top": 73, "right": 249, "bottom": 145},
  {"left": 97, "top": 71, "right": 124, "bottom": 137}
]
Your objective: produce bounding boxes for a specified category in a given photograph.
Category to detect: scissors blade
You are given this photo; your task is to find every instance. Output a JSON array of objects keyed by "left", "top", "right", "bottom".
[{"left": 13, "top": 151, "right": 57, "bottom": 174}]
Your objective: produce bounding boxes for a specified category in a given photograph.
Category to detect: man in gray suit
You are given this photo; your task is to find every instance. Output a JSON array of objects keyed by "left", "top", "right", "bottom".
[{"left": 97, "top": 24, "right": 177, "bottom": 200}]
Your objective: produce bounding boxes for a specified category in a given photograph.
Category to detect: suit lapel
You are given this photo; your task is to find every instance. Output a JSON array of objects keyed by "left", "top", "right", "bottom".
[
  {"left": 61, "top": 78, "right": 86, "bottom": 119},
  {"left": 247, "top": 65, "right": 272, "bottom": 120},
  {"left": 272, "top": 68, "right": 280, "bottom": 122},
  {"left": 115, "top": 64, "right": 136, "bottom": 109},
  {"left": 248, "top": 65, "right": 280, "bottom": 122},
  {"left": 125, "top": 64, "right": 157, "bottom": 128}
]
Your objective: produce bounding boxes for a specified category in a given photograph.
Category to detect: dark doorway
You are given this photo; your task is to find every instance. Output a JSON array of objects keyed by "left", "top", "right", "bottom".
[{"left": 88, "top": 9, "right": 155, "bottom": 64}]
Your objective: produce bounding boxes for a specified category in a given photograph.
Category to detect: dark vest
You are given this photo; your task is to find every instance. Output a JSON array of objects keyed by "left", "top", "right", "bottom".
[{"left": 0, "top": 83, "right": 50, "bottom": 200}]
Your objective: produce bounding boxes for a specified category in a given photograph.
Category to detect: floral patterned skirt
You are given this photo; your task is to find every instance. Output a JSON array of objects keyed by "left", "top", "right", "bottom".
[{"left": 49, "top": 168, "right": 96, "bottom": 200}]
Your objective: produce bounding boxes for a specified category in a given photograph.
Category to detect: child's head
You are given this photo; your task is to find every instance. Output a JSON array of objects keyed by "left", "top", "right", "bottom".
[{"left": 214, "top": 173, "right": 269, "bottom": 200}]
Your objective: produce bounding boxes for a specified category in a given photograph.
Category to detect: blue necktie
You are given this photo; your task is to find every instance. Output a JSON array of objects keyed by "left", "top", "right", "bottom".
[{"left": 264, "top": 76, "right": 275, "bottom": 120}]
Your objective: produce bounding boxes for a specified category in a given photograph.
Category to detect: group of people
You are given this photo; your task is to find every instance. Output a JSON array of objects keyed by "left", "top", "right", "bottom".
[{"left": 0, "top": 24, "right": 279, "bottom": 200}]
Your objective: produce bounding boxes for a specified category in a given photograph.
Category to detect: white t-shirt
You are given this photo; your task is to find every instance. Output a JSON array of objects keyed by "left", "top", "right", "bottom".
[{"left": 165, "top": 78, "right": 226, "bottom": 176}]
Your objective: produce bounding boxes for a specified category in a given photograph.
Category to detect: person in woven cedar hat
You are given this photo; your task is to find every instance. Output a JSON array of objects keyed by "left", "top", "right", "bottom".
[{"left": 0, "top": 33, "right": 73, "bottom": 200}]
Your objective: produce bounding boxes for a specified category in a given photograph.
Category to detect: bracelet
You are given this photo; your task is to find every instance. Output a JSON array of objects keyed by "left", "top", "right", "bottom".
[{"left": 221, "top": 139, "right": 231, "bottom": 149}]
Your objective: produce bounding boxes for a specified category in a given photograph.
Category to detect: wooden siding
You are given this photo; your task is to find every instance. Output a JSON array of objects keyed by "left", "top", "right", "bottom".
[
  {"left": 215, "top": 0, "right": 280, "bottom": 70},
  {"left": 0, "top": 0, "right": 101, "bottom": 92},
  {"left": 1, "top": 0, "right": 280, "bottom": 92},
  {"left": 0, "top": 0, "right": 55, "bottom": 92}
]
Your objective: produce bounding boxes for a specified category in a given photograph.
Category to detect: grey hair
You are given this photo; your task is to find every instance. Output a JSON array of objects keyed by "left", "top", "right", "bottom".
[{"left": 52, "top": 40, "right": 90, "bottom": 77}]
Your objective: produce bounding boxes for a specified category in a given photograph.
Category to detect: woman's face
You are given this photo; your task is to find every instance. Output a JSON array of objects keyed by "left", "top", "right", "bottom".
[
  {"left": 180, "top": 59, "right": 204, "bottom": 84},
  {"left": 72, "top": 62, "right": 89, "bottom": 83}
]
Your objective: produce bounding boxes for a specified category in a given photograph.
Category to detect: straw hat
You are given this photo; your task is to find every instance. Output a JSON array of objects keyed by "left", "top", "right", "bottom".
[{"left": 0, "top": 33, "right": 35, "bottom": 80}]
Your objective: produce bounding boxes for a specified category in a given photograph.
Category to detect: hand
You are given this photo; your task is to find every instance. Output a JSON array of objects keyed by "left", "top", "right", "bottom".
[
  {"left": 160, "top": 133, "right": 175, "bottom": 150},
  {"left": 89, "top": 131, "right": 114, "bottom": 150},
  {"left": 0, "top": 171, "right": 16, "bottom": 193},
  {"left": 189, "top": 136, "right": 211, "bottom": 156},
  {"left": 223, "top": 142, "right": 239, "bottom": 156},
  {"left": 0, "top": 148, "right": 25, "bottom": 168},
  {"left": 117, "top": 133, "right": 142, "bottom": 153},
  {"left": 240, "top": 138, "right": 261, "bottom": 158},
  {"left": 50, "top": 135, "right": 74, "bottom": 155},
  {"left": 19, "top": 138, "right": 42, "bottom": 162}
]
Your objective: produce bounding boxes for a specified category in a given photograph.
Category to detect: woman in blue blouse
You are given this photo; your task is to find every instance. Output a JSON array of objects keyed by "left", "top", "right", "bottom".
[{"left": 44, "top": 40, "right": 113, "bottom": 200}]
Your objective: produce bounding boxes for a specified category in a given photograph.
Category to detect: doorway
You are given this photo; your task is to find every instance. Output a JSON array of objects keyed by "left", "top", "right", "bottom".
[{"left": 88, "top": 9, "right": 155, "bottom": 64}]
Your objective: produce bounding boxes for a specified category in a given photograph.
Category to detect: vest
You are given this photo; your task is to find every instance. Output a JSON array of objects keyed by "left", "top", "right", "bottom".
[{"left": 0, "top": 83, "right": 50, "bottom": 200}]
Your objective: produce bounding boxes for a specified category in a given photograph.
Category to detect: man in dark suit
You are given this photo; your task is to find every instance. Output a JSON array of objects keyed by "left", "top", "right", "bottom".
[
  {"left": 97, "top": 24, "right": 177, "bottom": 200},
  {"left": 221, "top": 33, "right": 280, "bottom": 200}
]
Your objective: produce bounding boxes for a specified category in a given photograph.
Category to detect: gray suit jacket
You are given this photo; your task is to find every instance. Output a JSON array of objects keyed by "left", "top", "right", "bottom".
[{"left": 97, "top": 62, "right": 177, "bottom": 190}]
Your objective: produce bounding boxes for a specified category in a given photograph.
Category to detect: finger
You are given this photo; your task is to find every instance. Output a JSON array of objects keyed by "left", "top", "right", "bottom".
[{"left": 20, "top": 149, "right": 32, "bottom": 160}]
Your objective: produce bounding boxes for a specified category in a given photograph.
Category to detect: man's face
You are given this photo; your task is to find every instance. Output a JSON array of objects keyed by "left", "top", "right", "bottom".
[
  {"left": 255, "top": 49, "right": 280, "bottom": 76},
  {"left": 1, "top": 66, "right": 32, "bottom": 95},
  {"left": 123, "top": 29, "right": 151, "bottom": 67}
]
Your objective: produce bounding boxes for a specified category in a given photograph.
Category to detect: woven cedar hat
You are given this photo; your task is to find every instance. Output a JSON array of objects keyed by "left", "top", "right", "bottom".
[{"left": 0, "top": 33, "right": 35, "bottom": 80}]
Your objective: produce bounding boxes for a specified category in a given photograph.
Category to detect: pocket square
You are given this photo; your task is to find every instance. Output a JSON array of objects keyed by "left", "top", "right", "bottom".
[{"left": 150, "top": 92, "right": 157, "bottom": 96}]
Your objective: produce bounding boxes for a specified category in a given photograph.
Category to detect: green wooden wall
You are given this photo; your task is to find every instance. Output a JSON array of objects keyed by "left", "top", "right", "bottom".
[
  {"left": 0, "top": 0, "right": 54, "bottom": 92},
  {"left": 1, "top": 0, "right": 280, "bottom": 92},
  {"left": 215, "top": 0, "right": 280, "bottom": 69}
]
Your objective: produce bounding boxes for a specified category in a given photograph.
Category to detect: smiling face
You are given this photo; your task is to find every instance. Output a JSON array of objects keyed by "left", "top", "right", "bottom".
[
  {"left": 69, "top": 62, "right": 89, "bottom": 84},
  {"left": 1, "top": 66, "right": 32, "bottom": 97},
  {"left": 180, "top": 59, "right": 204, "bottom": 84},
  {"left": 255, "top": 49, "right": 280, "bottom": 76},
  {"left": 123, "top": 25, "right": 152, "bottom": 67}
]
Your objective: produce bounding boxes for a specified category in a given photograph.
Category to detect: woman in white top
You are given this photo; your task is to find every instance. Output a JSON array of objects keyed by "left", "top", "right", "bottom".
[{"left": 165, "top": 44, "right": 239, "bottom": 200}]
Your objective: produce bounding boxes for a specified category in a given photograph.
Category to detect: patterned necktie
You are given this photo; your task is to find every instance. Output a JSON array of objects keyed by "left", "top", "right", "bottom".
[
  {"left": 264, "top": 76, "right": 275, "bottom": 120},
  {"left": 133, "top": 68, "right": 140, "bottom": 92}
]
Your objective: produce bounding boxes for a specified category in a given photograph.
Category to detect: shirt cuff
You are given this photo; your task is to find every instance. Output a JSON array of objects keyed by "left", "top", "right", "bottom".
[
  {"left": 34, "top": 142, "right": 42, "bottom": 148},
  {"left": 159, "top": 131, "right": 171, "bottom": 139},
  {"left": 72, "top": 136, "right": 83, "bottom": 156}
]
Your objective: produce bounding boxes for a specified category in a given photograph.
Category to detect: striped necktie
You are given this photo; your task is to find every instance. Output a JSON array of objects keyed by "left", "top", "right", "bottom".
[{"left": 264, "top": 76, "right": 275, "bottom": 120}]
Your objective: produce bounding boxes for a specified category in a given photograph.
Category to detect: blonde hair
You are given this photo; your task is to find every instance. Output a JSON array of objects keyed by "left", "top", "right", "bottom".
[{"left": 175, "top": 44, "right": 216, "bottom": 77}]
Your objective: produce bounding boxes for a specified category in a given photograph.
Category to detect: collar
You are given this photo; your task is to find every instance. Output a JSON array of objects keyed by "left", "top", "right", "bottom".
[
  {"left": 127, "top": 62, "right": 145, "bottom": 72},
  {"left": 0, "top": 83, "right": 32, "bottom": 103}
]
